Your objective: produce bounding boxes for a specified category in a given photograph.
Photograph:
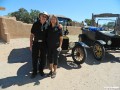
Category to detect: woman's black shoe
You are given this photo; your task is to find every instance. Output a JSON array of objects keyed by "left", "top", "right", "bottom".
[
  {"left": 51, "top": 72, "right": 56, "bottom": 78},
  {"left": 39, "top": 71, "right": 45, "bottom": 77},
  {"left": 47, "top": 71, "right": 52, "bottom": 77}
]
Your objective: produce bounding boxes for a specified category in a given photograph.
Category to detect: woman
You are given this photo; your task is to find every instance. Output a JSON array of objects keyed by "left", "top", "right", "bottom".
[{"left": 47, "top": 15, "right": 63, "bottom": 78}]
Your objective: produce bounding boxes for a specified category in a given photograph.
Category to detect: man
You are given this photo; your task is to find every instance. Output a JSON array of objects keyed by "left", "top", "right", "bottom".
[{"left": 30, "top": 11, "right": 48, "bottom": 78}]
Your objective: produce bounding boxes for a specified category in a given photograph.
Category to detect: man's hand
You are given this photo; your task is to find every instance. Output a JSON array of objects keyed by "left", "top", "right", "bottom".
[
  {"left": 30, "top": 46, "right": 32, "bottom": 51},
  {"left": 57, "top": 47, "right": 62, "bottom": 51},
  {"left": 30, "top": 33, "right": 34, "bottom": 51}
]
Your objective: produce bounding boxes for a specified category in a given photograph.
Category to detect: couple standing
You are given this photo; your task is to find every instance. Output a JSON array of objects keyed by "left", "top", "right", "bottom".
[{"left": 30, "top": 12, "right": 63, "bottom": 79}]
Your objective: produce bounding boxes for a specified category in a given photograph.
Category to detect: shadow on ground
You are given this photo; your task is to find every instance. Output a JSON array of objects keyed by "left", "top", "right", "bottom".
[
  {"left": 1, "top": 47, "right": 119, "bottom": 89},
  {"left": 85, "top": 48, "right": 120, "bottom": 65},
  {"left": 0, "top": 38, "right": 6, "bottom": 44},
  {"left": 0, "top": 47, "right": 45, "bottom": 89},
  {"left": 0, "top": 47, "right": 81, "bottom": 89},
  {"left": 58, "top": 54, "right": 81, "bottom": 70}
]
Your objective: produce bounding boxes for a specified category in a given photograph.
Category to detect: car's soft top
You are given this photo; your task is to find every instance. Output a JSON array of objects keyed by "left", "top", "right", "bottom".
[
  {"left": 83, "top": 26, "right": 103, "bottom": 31},
  {"left": 89, "top": 26, "right": 103, "bottom": 31}
]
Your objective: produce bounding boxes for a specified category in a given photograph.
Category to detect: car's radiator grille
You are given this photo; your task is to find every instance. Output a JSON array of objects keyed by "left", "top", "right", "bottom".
[
  {"left": 62, "top": 39, "right": 69, "bottom": 50},
  {"left": 111, "top": 38, "right": 120, "bottom": 47}
]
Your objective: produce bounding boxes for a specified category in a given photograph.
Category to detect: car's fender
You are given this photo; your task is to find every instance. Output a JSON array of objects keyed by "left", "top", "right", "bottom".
[
  {"left": 94, "top": 40, "right": 106, "bottom": 45},
  {"left": 78, "top": 34, "right": 86, "bottom": 38},
  {"left": 75, "top": 42, "right": 89, "bottom": 48}
]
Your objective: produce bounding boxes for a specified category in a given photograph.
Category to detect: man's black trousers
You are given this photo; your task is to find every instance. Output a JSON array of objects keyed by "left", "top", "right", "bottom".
[{"left": 32, "top": 42, "right": 46, "bottom": 74}]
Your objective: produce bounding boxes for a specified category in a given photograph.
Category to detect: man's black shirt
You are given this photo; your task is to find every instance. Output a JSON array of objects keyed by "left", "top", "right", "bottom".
[{"left": 31, "top": 21, "right": 47, "bottom": 42}]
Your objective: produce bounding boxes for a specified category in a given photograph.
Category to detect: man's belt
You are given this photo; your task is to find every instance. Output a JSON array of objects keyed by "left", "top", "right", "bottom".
[
  {"left": 34, "top": 40, "right": 43, "bottom": 42},
  {"left": 38, "top": 40, "right": 43, "bottom": 42}
]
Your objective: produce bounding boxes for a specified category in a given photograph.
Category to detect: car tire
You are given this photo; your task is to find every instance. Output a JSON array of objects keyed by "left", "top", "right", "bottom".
[
  {"left": 72, "top": 45, "right": 87, "bottom": 65},
  {"left": 93, "top": 42, "right": 105, "bottom": 61}
]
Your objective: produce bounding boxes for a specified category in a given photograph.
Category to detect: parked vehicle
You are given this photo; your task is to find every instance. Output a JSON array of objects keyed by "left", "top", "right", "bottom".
[
  {"left": 79, "top": 13, "right": 120, "bottom": 60},
  {"left": 57, "top": 16, "right": 87, "bottom": 64}
]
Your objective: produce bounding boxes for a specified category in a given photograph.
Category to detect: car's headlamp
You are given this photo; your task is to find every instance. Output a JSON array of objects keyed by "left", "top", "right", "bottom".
[
  {"left": 69, "top": 42, "right": 75, "bottom": 48},
  {"left": 107, "top": 40, "right": 112, "bottom": 45}
]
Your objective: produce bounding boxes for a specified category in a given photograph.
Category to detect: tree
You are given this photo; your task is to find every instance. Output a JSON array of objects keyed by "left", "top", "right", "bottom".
[
  {"left": 107, "top": 22, "right": 115, "bottom": 28},
  {"left": 102, "top": 24, "right": 107, "bottom": 27},
  {"left": 29, "top": 9, "right": 40, "bottom": 23},
  {"left": 84, "top": 19, "right": 92, "bottom": 26},
  {"left": 8, "top": 8, "right": 30, "bottom": 23},
  {"left": 102, "top": 22, "right": 115, "bottom": 29},
  {"left": 8, "top": 8, "right": 40, "bottom": 23}
]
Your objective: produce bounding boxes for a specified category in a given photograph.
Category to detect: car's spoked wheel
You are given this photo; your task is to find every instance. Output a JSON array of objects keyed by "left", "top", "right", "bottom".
[
  {"left": 72, "top": 45, "right": 86, "bottom": 64},
  {"left": 93, "top": 42, "right": 105, "bottom": 60}
]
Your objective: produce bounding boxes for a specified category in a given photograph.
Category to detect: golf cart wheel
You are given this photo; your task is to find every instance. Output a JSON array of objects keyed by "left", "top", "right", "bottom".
[
  {"left": 72, "top": 45, "right": 87, "bottom": 65},
  {"left": 93, "top": 42, "right": 105, "bottom": 60}
]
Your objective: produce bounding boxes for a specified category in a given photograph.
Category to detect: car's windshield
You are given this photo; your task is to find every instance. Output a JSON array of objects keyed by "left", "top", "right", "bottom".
[
  {"left": 57, "top": 17, "right": 72, "bottom": 26},
  {"left": 96, "top": 19, "right": 116, "bottom": 31}
]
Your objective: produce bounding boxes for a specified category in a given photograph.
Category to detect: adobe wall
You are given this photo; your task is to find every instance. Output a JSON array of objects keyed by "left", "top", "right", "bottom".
[
  {"left": 4, "top": 17, "right": 32, "bottom": 39},
  {"left": 0, "top": 17, "right": 32, "bottom": 43},
  {"left": 0, "top": 17, "right": 10, "bottom": 43},
  {"left": 0, "top": 18, "right": 1, "bottom": 38},
  {"left": 67, "top": 26, "right": 82, "bottom": 35}
]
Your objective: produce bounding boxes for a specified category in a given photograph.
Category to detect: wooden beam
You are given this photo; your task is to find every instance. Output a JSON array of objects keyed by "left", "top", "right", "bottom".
[{"left": 0, "top": 7, "right": 5, "bottom": 10}]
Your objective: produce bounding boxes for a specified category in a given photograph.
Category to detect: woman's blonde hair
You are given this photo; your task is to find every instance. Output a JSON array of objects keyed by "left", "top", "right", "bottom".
[{"left": 49, "top": 15, "right": 59, "bottom": 26}]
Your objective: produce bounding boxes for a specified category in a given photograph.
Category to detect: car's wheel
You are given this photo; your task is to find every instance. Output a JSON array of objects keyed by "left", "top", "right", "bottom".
[
  {"left": 72, "top": 45, "right": 87, "bottom": 64},
  {"left": 93, "top": 42, "right": 105, "bottom": 60}
]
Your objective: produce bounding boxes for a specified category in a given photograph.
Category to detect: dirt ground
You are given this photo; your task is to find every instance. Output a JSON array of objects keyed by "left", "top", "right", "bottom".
[{"left": 0, "top": 35, "right": 120, "bottom": 90}]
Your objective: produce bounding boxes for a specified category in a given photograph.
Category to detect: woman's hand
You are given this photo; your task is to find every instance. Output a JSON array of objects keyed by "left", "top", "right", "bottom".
[{"left": 57, "top": 47, "right": 62, "bottom": 51}]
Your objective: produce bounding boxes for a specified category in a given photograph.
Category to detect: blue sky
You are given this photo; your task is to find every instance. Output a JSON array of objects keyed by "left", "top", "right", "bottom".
[{"left": 0, "top": 0, "right": 120, "bottom": 22}]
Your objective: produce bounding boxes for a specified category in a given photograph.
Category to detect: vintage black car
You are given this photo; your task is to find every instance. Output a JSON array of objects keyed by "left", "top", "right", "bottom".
[
  {"left": 57, "top": 16, "right": 87, "bottom": 64},
  {"left": 79, "top": 13, "right": 120, "bottom": 60}
]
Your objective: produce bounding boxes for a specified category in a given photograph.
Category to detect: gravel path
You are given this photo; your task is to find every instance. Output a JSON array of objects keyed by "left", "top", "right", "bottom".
[{"left": 0, "top": 35, "right": 120, "bottom": 90}]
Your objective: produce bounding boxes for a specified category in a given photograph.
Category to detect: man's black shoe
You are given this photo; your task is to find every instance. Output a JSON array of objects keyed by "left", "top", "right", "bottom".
[
  {"left": 31, "top": 73, "right": 37, "bottom": 79},
  {"left": 39, "top": 71, "right": 45, "bottom": 77}
]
